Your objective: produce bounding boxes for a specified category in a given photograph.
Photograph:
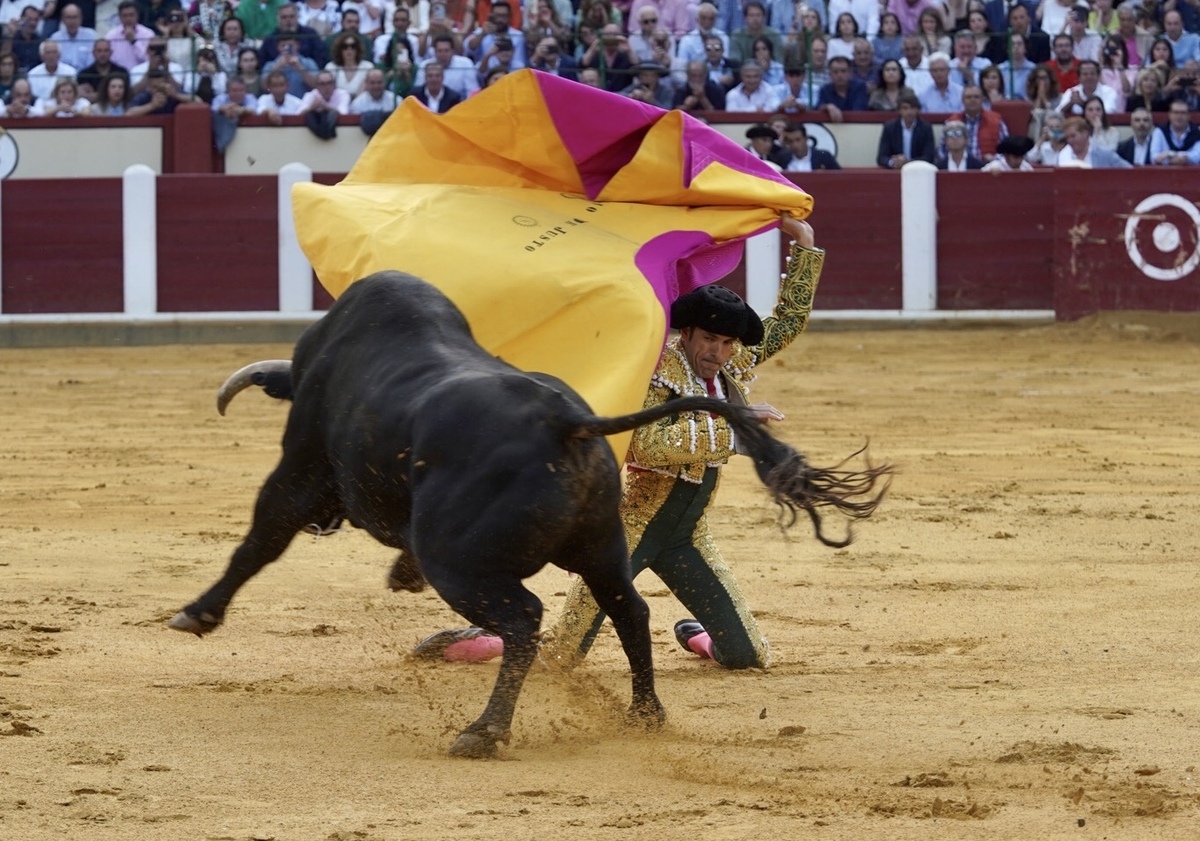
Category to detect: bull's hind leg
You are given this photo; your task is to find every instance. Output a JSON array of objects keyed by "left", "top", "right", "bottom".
[
  {"left": 424, "top": 571, "right": 543, "bottom": 758},
  {"left": 169, "top": 457, "right": 338, "bottom": 636},
  {"left": 576, "top": 534, "right": 665, "bottom": 727}
]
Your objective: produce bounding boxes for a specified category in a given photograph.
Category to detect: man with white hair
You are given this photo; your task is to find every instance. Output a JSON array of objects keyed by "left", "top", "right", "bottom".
[
  {"left": 1058, "top": 114, "right": 1131, "bottom": 167},
  {"left": 28, "top": 40, "right": 78, "bottom": 102},
  {"left": 676, "top": 2, "right": 730, "bottom": 63},
  {"left": 625, "top": 0, "right": 690, "bottom": 37},
  {"left": 726, "top": 61, "right": 782, "bottom": 111},
  {"left": 918, "top": 51, "right": 962, "bottom": 113}
]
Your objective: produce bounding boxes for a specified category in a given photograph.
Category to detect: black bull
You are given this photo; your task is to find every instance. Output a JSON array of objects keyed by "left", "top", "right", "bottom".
[{"left": 169, "top": 271, "right": 891, "bottom": 758}]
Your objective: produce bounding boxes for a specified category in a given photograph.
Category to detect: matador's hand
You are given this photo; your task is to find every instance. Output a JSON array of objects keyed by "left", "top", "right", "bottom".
[
  {"left": 748, "top": 402, "right": 785, "bottom": 421},
  {"left": 780, "top": 213, "right": 814, "bottom": 248}
]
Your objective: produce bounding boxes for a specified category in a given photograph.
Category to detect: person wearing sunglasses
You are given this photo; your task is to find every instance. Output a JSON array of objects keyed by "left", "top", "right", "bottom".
[{"left": 936, "top": 118, "right": 984, "bottom": 169}]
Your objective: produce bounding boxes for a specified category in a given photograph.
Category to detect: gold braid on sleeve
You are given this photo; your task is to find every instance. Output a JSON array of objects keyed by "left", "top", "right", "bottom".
[{"left": 753, "top": 243, "right": 825, "bottom": 363}]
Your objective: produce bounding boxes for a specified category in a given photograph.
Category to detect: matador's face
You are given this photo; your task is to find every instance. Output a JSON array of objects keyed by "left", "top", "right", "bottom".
[{"left": 680, "top": 328, "right": 736, "bottom": 381}]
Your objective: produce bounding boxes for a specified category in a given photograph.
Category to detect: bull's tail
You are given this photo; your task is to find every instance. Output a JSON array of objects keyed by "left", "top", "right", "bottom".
[
  {"left": 216, "top": 360, "right": 294, "bottom": 416},
  {"left": 573, "top": 397, "right": 893, "bottom": 548}
]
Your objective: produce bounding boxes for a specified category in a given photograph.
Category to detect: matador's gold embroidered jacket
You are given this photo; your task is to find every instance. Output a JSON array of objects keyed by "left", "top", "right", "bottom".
[{"left": 626, "top": 242, "right": 825, "bottom": 483}]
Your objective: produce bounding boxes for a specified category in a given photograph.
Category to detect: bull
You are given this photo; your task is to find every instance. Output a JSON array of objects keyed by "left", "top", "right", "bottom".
[{"left": 169, "top": 271, "right": 890, "bottom": 758}]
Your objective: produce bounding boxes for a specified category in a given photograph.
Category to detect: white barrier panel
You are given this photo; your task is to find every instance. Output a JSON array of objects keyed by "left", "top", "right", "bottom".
[
  {"left": 278, "top": 162, "right": 314, "bottom": 313},
  {"left": 901, "top": 161, "right": 937, "bottom": 312},
  {"left": 744, "top": 226, "right": 783, "bottom": 316},
  {"left": 122, "top": 164, "right": 158, "bottom": 315}
]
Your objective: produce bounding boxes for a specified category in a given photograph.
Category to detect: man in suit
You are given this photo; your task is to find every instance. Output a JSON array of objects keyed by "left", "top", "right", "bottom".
[
  {"left": 1117, "top": 107, "right": 1155, "bottom": 166},
  {"left": 528, "top": 36, "right": 579, "bottom": 81},
  {"left": 410, "top": 63, "right": 462, "bottom": 113},
  {"left": 782, "top": 122, "right": 841, "bottom": 171},
  {"left": 877, "top": 92, "right": 937, "bottom": 168}
]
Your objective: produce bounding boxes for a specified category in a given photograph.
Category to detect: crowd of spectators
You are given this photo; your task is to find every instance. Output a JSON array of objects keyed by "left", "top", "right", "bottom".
[{"left": 0, "top": 0, "right": 1196, "bottom": 164}]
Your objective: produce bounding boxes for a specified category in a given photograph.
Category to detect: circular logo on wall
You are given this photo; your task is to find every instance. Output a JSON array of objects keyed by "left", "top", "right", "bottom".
[
  {"left": 1123, "top": 194, "right": 1200, "bottom": 282},
  {"left": 803, "top": 122, "right": 837, "bottom": 159},
  {"left": 0, "top": 128, "right": 19, "bottom": 179}
]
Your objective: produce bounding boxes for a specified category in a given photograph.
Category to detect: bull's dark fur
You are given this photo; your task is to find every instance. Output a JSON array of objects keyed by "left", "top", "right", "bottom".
[{"left": 171, "top": 271, "right": 890, "bottom": 758}]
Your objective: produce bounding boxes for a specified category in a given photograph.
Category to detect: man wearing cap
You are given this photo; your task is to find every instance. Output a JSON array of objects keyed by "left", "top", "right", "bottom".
[
  {"left": 621, "top": 60, "right": 675, "bottom": 107},
  {"left": 745, "top": 122, "right": 790, "bottom": 168},
  {"left": 416, "top": 215, "right": 827, "bottom": 669},
  {"left": 982, "top": 135, "right": 1035, "bottom": 170}
]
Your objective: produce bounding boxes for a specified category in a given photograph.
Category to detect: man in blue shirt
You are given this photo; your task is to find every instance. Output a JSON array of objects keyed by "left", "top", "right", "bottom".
[{"left": 817, "top": 55, "right": 868, "bottom": 120}]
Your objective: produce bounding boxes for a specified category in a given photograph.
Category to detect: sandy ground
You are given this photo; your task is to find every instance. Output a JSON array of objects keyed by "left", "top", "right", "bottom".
[{"left": 3, "top": 315, "right": 1200, "bottom": 840}]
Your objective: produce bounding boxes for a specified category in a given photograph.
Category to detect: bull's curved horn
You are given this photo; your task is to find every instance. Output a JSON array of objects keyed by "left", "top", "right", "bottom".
[{"left": 216, "top": 360, "right": 291, "bottom": 416}]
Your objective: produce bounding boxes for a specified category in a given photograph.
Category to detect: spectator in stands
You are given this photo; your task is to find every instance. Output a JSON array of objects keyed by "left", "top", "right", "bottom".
[
  {"left": 213, "top": 17, "right": 253, "bottom": 77},
  {"left": 1025, "top": 64, "right": 1059, "bottom": 137},
  {"left": 996, "top": 32, "right": 1035, "bottom": 100},
  {"left": 90, "top": 72, "right": 130, "bottom": 113},
  {"left": 257, "top": 68, "right": 303, "bottom": 121},
  {"left": 327, "top": 31, "right": 373, "bottom": 95},
  {"left": 1112, "top": 4, "right": 1150, "bottom": 68},
  {"left": 580, "top": 22, "right": 636, "bottom": 91},
  {"left": 1083, "top": 94, "right": 1118, "bottom": 150},
  {"left": 126, "top": 67, "right": 189, "bottom": 113},
  {"left": 187, "top": 0, "right": 233, "bottom": 44},
  {"left": 919, "top": 50, "right": 961, "bottom": 111},
  {"left": 414, "top": 32, "right": 481, "bottom": 97},
  {"left": 827, "top": 11, "right": 859, "bottom": 61},
  {"left": 107, "top": 0, "right": 155, "bottom": 70},
  {"left": 949, "top": 27, "right": 989, "bottom": 86},
  {"left": 1065, "top": 6, "right": 1100, "bottom": 63},
  {"left": 830, "top": 0, "right": 879, "bottom": 38},
  {"left": 620, "top": 60, "right": 674, "bottom": 106},
  {"left": 77, "top": 37, "right": 129, "bottom": 101},
  {"left": 1117, "top": 106, "right": 1154, "bottom": 164},
  {"left": 1162, "top": 10, "right": 1199, "bottom": 68},
  {"left": 782, "top": 121, "right": 841, "bottom": 169},
  {"left": 850, "top": 36, "right": 878, "bottom": 88},
  {"left": 787, "top": 6, "right": 824, "bottom": 67},
  {"left": 529, "top": 35, "right": 579, "bottom": 80},
  {"left": 233, "top": 46, "right": 264, "bottom": 96},
  {"left": 628, "top": 5, "right": 670, "bottom": 61},
  {"left": 677, "top": 2, "right": 728, "bottom": 64},
  {"left": 937, "top": 118, "right": 984, "bottom": 168},
  {"left": 673, "top": 58, "right": 725, "bottom": 110},
  {"left": 129, "top": 38, "right": 186, "bottom": 94},
  {"left": 916, "top": 7, "right": 949, "bottom": 57},
  {"left": 161, "top": 7, "right": 203, "bottom": 70},
  {"left": 872, "top": 11, "right": 902, "bottom": 61},
  {"left": 578, "top": 66, "right": 602, "bottom": 87},
  {"left": 726, "top": 61, "right": 781, "bottom": 110},
  {"left": 350, "top": 66, "right": 396, "bottom": 112},
  {"left": 1144, "top": 38, "right": 1176, "bottom": 87},
  {"left": 330, "top": 9, "right": 372, "bottom": 59},
  {"left": 877, "top": 89, "right": 937, "bottom": 166},
  {"left": 1089, "top": 0, "right": 1117, "bottom": 37},
  {"left": 1045, "top": 32, "right": 1079, "bottom": 92},
  {"left": 978, "top": 63, "right": 1005, "bottom": 105},
  {"left": 298, "top": 68, "right": 349, "bottom": 119},
  {"left": 410, "top": 61, "right": 460, "bottom": 111},
  {"left": 187, "top": 46, "right": 225, "bottom": 102},
  {"left": 296, "top": 0, "right": 340, "bottom": 39},
  {"left": 373, "top": 6, "right": 416, "bottom": 94},
  {"left": 139, "top": 0, "right": 183, "bottom": 32},
  {"left": 807, "top": 34, "right": 831, "bottom": 88},
  {"left": 477, "top": 34, "right": 519, "bottom": 82},
  {"left": 947, "top": 82, "right": 1007, "bottom": 159},
  {"left": 524, "top": 0, "right": 572, "bottom": 52},
  {"left": 342, "top": 0, "right": 385, "bottom": 40},
  {"left": 965, "top": 8, "right": 1003, "bottom": 65},
  {"left": 1150, "top": 97, "right": 1200, "bottom": 163},
  {"left": 1164, "top": 59, "right": 1200, "bottom": 107},
  {"left": 262, "top": 33, "right": 319, "bottom": 97},
  {"left": 628, "top": 0, "right": 690, "bottom": 37},
  {"left": 464, "top": 0, "right": 524, "bottom": 67},
  {"left": 0, "top": 53, "right": 20, "bottom": 102},
  {"left": 750, "top": 34, "right": 785, "bottom": 84},
  {"left": 28, "top": 40, "right": 77, "bottom": 101},
  {"left": 869, "top": 57, "right": 912, "bottom": 108},
  {"left": 49, "top": 4, "right": 96, "bottom": 71},
  {"left": 32, "top": 75, "right": 89, "bottom": 114},
  {"left": 1036, "top": 0, "right": 1074, "bottom": 41},
  {"left": 261, "top": 4, "right": 327, "bottom": 68},
  {"left": 1029, "top": 109, "right": 1066, "bottom": 164},
  {"left": 775, "top": 62, "right": 819, "bottom": 111},
  {"left": 1, "top": 77, "right": 36, "bottom": 115},
  {"left": 744, "top": 122, "right": 787, "bottom": 168},
  {"left": 210, "top": 75, "right": 255, "bottom": 151},
  {"left": 884, "top": 0, "right": 929, "bottom": 39},
  {"left": 701, "top": 32, "right": 736, "bottom": 90},
  {"left": 1004, "top": 2, "right": 1050, "bottom": 64},
  {"left": 899, "top": 32, "right": 931, "bottom": 95},
  {"left": 817, "top": 54, "right": 868, "bottom": 118},
  {"left": 235, "top": 0, "right": 283, "bottom": 42},
  {"left": 730, "top": 1, "right": 783, "bottom": 65},
  {"left": 981, "top": 134, "right": 1034, "bottom": 170},
  {"left": 1058, "top": 59, "right": 1117, "bottom": 114},
  {"left": 8, "top": 5, "right": 44, "bottom": 73},
  {"left": 1058, "top": 113, "right": 1131, "bottom": 166}
]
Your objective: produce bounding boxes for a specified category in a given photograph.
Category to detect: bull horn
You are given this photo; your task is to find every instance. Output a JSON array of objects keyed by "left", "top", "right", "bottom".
[{"left": 216, "top": 359, "right": 291, "bottom": 416}]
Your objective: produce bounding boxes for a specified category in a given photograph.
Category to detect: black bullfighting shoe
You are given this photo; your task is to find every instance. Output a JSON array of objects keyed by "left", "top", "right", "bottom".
[{"left": 674, "top": 619, "right": 706, "bottom": 652}]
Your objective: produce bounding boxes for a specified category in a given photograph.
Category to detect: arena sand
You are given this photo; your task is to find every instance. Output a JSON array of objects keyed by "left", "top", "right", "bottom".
[{"left": 2, "top": 315, "right": 1200, "bottom": 841}]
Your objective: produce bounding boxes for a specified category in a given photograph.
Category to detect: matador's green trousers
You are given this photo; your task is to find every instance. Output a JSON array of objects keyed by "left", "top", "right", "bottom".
[{"left": 544, "top": 466, "right": 769, "bottom": 669}]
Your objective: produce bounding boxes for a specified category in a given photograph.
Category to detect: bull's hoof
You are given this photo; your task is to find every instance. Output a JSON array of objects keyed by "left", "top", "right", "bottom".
[
  {"left": 167, "top": 610, "right": 221, "bottom": 637},
  {"left": 627, "top": 698, "right": 667, "bottom": 729},
  {"left": 386, "top": 553, "right": 427, "bottom": 593},
  {"left": 448, "top": 725, "right": 510, "bottom": 759}
]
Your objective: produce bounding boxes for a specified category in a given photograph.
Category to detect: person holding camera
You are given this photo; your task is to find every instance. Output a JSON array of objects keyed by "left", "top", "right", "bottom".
[
  {"left": 127, "top": 38, "right": 190, "bottom": 96},
  {"left": 529, "top": 35, "right": 579, "bottom": 80},
  {"left": 582, "top": 22, "right": 635, "bottom": 91},
  {"left": 1099, "top": 34, "right": 1135, "bottom": 111},
  {"left": 126, "top": 67, "right": 191, "bottom": 113},
  {"left": 464, "top": 0, "right": 525, "bottom": 67},
  {"left": 159, "top": 6, "right": 202, "bottom": 69}
]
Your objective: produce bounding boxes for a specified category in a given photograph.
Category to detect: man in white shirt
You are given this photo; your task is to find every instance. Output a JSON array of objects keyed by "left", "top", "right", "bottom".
[
  {"left": 1056, "top": 60, "right": 1117, "bottom": 115},
  {"left": 257, "top": 69, "right": 305, "bottom": 124},
  {"left": 28, "top": 42, "right": 78, "bottom": 102},
  {"left": 299, "top": 69, "right": 351, "bottom": 114},
  {"left": 350, "top": 67, "right": 398, "bottom": 112},
  {"left": 899, "top": 34, "right": 931, "bottom": 97},
  {"left": 675, "top": 2, "right": 729, "bottom": 63},
  {"left": 413, "top": 33, "right": 480, "bottom": 98},
  {"left": 1057, "top": 114, "right": 1132, "bottom": 167},
  {"left": 725, "top": 62, "right": 781, "bottom": 111}
]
